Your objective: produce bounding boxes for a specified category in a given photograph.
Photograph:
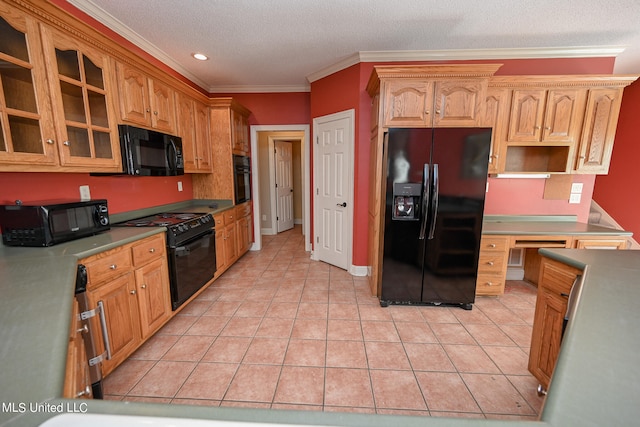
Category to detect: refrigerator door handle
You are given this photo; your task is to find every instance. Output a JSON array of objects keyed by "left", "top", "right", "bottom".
[
  {"left": 419, "top": 163, "right": 431, "bottom": 240},
  {"left": 428, "top": 163, "right": 439, "bottom": 240}
]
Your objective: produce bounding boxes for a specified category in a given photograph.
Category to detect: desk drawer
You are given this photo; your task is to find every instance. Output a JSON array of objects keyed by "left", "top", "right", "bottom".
[
  {"left": 477, "top": 253, "right": 507, "bottom": 274},
  {"left": 223, "top": 210, "right": 236, "bottom": 225},
  {"left": 479, "top": 236, "right": 509, "bottom": 252},
  {"left": 476, "top": 274, "right": 506, "bottom": 296}
]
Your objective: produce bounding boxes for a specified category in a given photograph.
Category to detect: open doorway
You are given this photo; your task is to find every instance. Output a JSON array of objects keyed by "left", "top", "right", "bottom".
[{"left": 250, "top": 125, "right": 310, "bottom": 252}]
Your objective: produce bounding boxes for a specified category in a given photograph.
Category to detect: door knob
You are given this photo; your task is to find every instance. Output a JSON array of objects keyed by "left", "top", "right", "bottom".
[{"left": 337, "top": 202, "right": 347, "bottom": 207}]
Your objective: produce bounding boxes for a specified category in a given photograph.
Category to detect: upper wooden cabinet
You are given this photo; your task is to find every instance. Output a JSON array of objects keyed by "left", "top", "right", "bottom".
[
  {"left": 192, "top": 97, "right": 251, "bottom": 200},
  {"left": 116, "top": 62, "right": 177, "bottom": 134},
  {"left": 0, "top": 5, "right": 57, "bottom": 168},
  {"left": 479, "top": 87, "right": 510, "bottom": 175},
  {"left": 177, "top": 92, "right": 212, "bottom": 173},
  {"left": 506, "top": 89, "right": 586, "bottom": 144},
  {"left": 41, "top": 25, "right": 121, "bottom": 170},
  {"left": 0, "top": 2, "right": 122, "bottom": 172},
  {"left": 368, "top": 64, "right": 502, "bottom": 128},
  {"left": 574, "top": 88, "right": 625, "bottom": 174},
  {"left": 491, "top": 75, "right": 638, "bottom": 175}
]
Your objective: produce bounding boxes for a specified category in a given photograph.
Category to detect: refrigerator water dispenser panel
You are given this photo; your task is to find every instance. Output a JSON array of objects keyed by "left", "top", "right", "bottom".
[{"left": 392, "top": 182, "right": 421, "bottom": 220}]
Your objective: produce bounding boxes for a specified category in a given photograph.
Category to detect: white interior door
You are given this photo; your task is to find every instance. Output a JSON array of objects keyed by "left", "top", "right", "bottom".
[
  {"left": 313, "top": 110, "right": 354, "bottom": 271},
  {"left": 275, "top": 140, "right": 294, "bottom": 233}
]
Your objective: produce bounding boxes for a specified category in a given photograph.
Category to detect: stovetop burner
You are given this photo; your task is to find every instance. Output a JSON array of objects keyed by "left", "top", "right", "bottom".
[
  {"left": 118, "top": 212, "right": 204, "bottom": 227},
  {"left": 114, "top": 212, "right": 214, "bottom": 247}
]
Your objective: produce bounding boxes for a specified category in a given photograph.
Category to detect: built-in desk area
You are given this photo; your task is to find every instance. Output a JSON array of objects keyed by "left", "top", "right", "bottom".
[{"left": 477, "top": 215, "right": 632, "bottom": 295}]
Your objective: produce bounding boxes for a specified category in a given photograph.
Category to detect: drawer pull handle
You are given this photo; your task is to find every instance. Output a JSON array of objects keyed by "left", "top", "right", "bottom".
[
  {"left": 149, "top": 248, "right": 155, "bottom": 253},
  {"left": 561, "top": 292, "right": 569, "bottom": 297},
  {"left": 486, "top": 282, "right": 493, "bottom": 286},
  {"left": 76, "top": 385, "right": 91, "bottom": 398},
  {"left": 486, "top": 261, "right": 494, "bottom": 266},
  {"left": 489, "top": 243, "right": 496, "bottom": 248},
  {"left": 109, "top": 264, "right": 117, "bottom": 270}
]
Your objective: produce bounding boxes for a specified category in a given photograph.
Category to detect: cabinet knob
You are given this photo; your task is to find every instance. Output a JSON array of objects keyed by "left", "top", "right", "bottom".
[
  {"left": 146, "top": 108, "right": 151, "bottom": 113},
  {"left": 435, "top": 109, "right": 441, "bottom": 114},
  {"left": 154, "top": 111, "right": 159, "bottom": 115},
  {"left": 579, "top": 156, "right": 586, "bottom": 159},
  {"left": 486, "top": 261, "right": 494, "bottom": 266},
  {"left": 130, "top": 289, "right": 137, "bottom": 295},
  {"left": 489, "top": 243, "right": 496, "bottom": 248},
  {"left": 149, "top": 248, "right": 155, "bottom": 253},
  {"left": 109, "top": 264, "right": 117, "bottom": 270},
  {"left": 486, "top": 282, "right": 493, "bottom": 286},
  {"left": 76, "top": 324, "right": 89, "bottom": 334},
  {"left": 63, "top": 141, "right": 70, "bottom": 146},
  {"left": 425, "top": 110, "right": 430, "bottom": 115},
  {"left": 534, "top": 126, "right": 541, "bottom": 130},
  {"left": 45, "top": 139, "right": 55, "bottom": 145},
  {"left": 544, "top": 126, "right": 551, "bottom": 130},
  {"left": 140, "top": 284, "right": 147, "bottom": 289}
]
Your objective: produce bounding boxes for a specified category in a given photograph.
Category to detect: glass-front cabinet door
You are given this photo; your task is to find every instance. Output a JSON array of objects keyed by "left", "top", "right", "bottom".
[
  {"left": 0, "top": 4, "right": 58, "bottom": 168},
  {"left": 40, "top": 25, "right": 121, "bottom": 170}
]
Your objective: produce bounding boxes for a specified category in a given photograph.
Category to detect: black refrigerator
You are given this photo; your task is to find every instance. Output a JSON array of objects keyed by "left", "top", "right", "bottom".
[{"left": 380, "top": 127, "right": 491, "bottom": 310}]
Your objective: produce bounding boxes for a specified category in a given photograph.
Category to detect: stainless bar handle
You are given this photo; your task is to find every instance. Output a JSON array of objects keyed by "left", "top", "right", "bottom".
[
  {"left": 428, "top": 163, "right": 439, "bottom": 240},
  {"left": 97, "top": 301, "right": 112, "bottom": 360},
  {"left": 418, "top": 163, "right": 431, "bottom": 240}
]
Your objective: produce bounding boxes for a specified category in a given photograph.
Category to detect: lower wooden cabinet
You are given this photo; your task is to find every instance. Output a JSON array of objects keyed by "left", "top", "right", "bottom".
[
  {"left": 79, "top": 233, "right": 171, "bottom": 377},
  {"left": 528, "top": 256, "right": 582, "bottom": 391},
  {"left": 63, "top": 299, "right": 92, "bottom": 399},
  {"left": 87, "top": 272, "right": 140, "bottom": 376}
]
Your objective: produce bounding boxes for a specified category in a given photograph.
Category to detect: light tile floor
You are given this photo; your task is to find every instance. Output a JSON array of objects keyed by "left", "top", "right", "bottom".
[{"left": 104, "top": 226, "right": 544, "bottom": 420}]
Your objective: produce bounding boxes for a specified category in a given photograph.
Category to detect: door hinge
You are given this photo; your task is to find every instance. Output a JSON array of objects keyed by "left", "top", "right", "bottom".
[{"left": 316, "top": 188, "right": 319, "bottom": 195}]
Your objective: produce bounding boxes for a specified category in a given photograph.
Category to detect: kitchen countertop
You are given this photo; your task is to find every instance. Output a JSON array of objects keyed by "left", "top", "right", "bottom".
[
  {"left": 482, "top": 215, "right": 633, "bottom": 236},
  {"left": 1, "top": 210, "right": 639, "bottom": 426}
]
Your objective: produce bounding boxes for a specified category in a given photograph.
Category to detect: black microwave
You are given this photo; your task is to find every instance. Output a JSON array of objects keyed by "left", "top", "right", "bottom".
[
  {"left": 118, "top": 125, "right": 184, "bottom": 176},
  {"left": 0, "top": 200, "right": 110, "bottom": 247}
]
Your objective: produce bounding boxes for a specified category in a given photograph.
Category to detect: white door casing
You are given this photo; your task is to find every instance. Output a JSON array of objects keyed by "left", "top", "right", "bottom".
[
  {"left": 275, "top": 140, "right": 294, "bottom": 233},
  {"left": 312, "top": 110, "right": 354, "bottom": 271}
]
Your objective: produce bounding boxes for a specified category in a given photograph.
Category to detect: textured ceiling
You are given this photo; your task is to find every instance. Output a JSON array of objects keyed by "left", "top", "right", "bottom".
[{"left": 67, "top": 0, "right": 640, "bottom": 92}]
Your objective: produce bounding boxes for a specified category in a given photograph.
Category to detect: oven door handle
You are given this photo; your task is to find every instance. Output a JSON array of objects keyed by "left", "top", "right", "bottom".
[{"left": 175, "top": 229, "right": 214, "bottom": 257}]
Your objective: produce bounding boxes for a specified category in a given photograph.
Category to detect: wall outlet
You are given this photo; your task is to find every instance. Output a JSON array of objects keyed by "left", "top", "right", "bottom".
[
  {"left": 262, "top": 214, "right": 267, "bottom": 221},
  {"left": 177, "top": 181, "right": 183, "bottom": 192},
  {"left": 79, "top": 185, "right": 91, "bottom": 200}
]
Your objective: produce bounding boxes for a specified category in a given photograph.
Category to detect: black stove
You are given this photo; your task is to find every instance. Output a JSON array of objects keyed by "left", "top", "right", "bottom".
[{"left": 115, "top": 212, "right": 214, "bottom": 247}]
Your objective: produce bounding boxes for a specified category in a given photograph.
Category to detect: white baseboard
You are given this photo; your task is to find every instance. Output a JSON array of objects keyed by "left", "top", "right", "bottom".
[
  {"left": 261, "top": 228, "right": 276, "bottom": 236},
  {"left": 350, "top": 265, "right": 368, "bottom": 277}
]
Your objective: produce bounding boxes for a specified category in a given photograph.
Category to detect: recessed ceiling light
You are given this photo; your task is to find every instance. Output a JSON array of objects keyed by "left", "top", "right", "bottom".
[{"left": 192, "top": 53, "right": 208, "bottom": 61}]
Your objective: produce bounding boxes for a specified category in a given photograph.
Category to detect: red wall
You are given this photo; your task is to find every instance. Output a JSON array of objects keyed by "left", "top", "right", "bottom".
[
  {"left": 593, "top": 79, "right": 640, "bottom": 239},
  {"left": 212, "top": 92, "right": 311, "bottom": 125},
  {"left": 0, "top": 173, "right": 193, "bottom": 214}
]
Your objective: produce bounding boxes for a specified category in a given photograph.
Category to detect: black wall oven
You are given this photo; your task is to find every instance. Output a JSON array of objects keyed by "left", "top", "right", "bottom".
[{"left": 233, "top": 154, "right": 251, "bottom": 203}]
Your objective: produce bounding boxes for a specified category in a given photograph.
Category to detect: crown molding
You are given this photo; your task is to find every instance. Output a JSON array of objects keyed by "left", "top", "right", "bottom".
[
  {"left": 67, "top": 0, "right": 210, "bottom": 90},
  {"left": 306, "top": 46, "right": 627, "bottom": 83},
  {"left": 65, "top": 0, "right": 627, "bottom": 93},
  {"left": 209, "top": 84, "right": 311, "bottom": 94}
]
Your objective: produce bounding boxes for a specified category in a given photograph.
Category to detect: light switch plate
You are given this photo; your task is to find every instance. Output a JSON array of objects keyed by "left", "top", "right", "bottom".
[
  {"left": 177, "top": 181, "right": 183, "bottom": 192},
  {"left": 571, "top": 182, "right": 584, "bottom": 194},
  {"left": 569, "top": 193, "right": 582, "bottom": 204}
]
